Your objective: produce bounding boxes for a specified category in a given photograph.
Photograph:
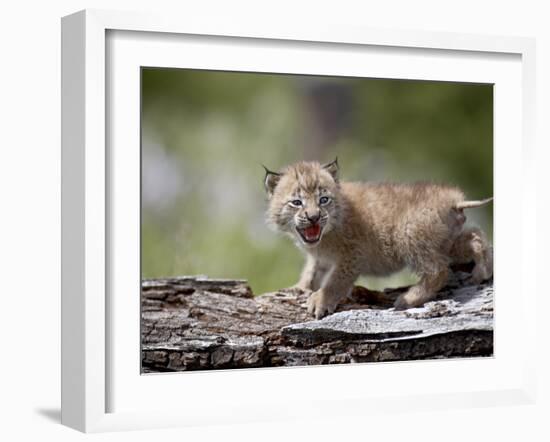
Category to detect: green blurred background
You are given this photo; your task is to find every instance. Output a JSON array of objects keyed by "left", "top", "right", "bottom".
[{"left": 141, "top": 68, "right": 493, "bottom": 294}]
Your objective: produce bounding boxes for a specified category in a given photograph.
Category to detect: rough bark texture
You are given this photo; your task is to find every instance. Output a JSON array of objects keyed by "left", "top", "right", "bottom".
[{"left": 141, "top": 264, "right": 493, "bottom": 372}]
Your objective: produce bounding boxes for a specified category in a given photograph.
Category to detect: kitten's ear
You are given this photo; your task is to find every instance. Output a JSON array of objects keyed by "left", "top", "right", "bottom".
[
  {"left": 323, "top": 157, "right": 339, "bottom": 182},
  {"left": 262, "top": 165, "right": 281, "bottom": 197}
]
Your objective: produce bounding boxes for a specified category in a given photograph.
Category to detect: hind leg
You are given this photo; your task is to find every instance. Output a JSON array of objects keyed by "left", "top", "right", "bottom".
[
  {"left": 450, "top": 226, "right": 493, "bottom": 283},
  {"left": 394, "top": 266, "right": 449, "bottom": 309}
]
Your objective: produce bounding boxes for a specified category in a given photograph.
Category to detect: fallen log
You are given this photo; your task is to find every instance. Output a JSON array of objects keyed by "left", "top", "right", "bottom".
[{"left": 141, "top": 265, "right": 493, "bottom": 372}]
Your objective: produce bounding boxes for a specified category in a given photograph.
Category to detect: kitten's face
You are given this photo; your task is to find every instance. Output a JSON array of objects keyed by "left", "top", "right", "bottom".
[{"left": 264, "top": 160, "right": 341, "bottom": 248}]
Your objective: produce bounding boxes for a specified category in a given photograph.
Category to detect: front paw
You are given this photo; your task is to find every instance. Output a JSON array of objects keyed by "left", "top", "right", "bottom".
[{"left": 307, "top": 290, "right": 338, "bottom": 319}]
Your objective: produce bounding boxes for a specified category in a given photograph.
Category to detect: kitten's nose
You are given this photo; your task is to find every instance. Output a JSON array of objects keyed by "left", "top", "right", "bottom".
[{"left": 306, "top": 211, "right": 320, "bottom": 223}]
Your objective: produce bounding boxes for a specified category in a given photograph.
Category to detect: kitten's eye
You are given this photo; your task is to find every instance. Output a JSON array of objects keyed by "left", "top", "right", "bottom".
[
  {"left": 319, "top": 196, "right": 330, "bottom": 205},
  {"left": 289, "top": 199, "right": 303, "bottom": 207}
]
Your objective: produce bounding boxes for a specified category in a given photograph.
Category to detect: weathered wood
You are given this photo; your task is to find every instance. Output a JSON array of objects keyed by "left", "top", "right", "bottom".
[{"left": 141, "top": 266, "right": 493, "bottom": 372}]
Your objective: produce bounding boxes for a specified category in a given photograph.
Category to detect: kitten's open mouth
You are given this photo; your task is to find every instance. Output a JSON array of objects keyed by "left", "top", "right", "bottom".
[{"left": 297, "top": 224, "right": 323, "bottom": 244}]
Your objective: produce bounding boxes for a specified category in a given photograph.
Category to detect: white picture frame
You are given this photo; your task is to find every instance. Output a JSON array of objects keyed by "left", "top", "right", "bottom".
[{"left": 61, "top": 9, "right": 537, "bottom": 433}]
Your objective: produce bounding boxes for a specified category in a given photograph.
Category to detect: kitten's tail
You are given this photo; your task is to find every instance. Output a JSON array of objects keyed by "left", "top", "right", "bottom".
[{"left": 455, "top": 197, "right": 493, "bottom": 210}]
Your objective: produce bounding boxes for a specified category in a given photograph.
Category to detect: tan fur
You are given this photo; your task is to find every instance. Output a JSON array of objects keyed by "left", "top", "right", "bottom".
[{"left": 264, "top": 160, "right": 493, "bottom": 319}]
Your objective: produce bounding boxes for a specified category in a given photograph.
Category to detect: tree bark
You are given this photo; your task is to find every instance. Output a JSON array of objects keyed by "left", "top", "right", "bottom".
[{"left": 141, "top": 264, "right": 493, "bottom": 372}]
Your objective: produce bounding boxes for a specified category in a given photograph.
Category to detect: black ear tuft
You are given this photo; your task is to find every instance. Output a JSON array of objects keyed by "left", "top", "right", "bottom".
[
  {"left": 262, "top": 165, "right": 281, "bottom": 197},
  {"left": 322, "top": 157, "right": 339, "bottom": 181}
]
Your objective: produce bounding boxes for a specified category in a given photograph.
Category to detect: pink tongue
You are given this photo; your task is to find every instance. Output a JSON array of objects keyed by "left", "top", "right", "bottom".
[{"left": 304, "top": 225, "right": 321, "bottom": 240}]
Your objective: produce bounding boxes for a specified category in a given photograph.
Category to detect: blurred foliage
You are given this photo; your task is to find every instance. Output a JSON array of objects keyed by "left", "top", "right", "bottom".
[{"left": 141, "top": 68, "right": 493, "bottom": 294}]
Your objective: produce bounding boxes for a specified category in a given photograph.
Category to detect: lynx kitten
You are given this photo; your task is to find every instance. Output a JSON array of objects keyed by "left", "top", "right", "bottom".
[{"left": 264, "top": 159, "right": 493, "bottom": 319}]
